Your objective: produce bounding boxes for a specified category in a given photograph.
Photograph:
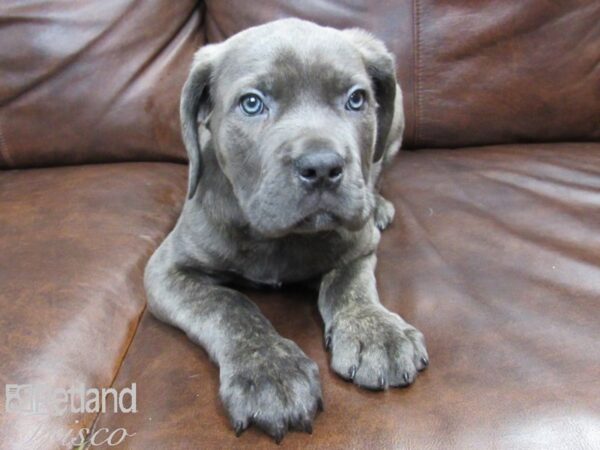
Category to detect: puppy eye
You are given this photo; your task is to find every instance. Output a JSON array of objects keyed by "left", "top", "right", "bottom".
[
  {"left": 239, "top": 93, "right": 264, "bottom": 116},
  {"left": 345, "top": 89, "right": 366, "bottom": 111}
]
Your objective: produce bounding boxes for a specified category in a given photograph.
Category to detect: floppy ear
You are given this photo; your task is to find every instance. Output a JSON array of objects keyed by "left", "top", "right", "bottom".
[
  {"left": 180, "top": 44, "right": 221, "bottom": 200},
  {"left": 342, "top": 29, "right": 401, "bottom": 162}
]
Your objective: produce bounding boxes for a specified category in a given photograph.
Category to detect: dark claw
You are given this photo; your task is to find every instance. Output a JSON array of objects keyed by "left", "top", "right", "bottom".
[
  {"left": 421, "top": 357, "right": 429, "bottom": 368},
  {"left": 274, "top": 430, "right": 285, "bottom": 445},
  {"left": 325, "top": 335, "right": 332, "bottom": 351},
  {"left": 403, "top": 372, "right": 410, "bottom": 384},
  {"left": 317, "top": 397, "right": 325, "bottom": 412},
  {"left": 304, "top": 421, "right": 313, "bottom": 434},
  {"left": 348, "top": 365, "right": 357, "bottom": 380},
  {"left": 378, "top": 372, "right": 386, "bottom": 389},
  {"left": 234, "top": 421, "right": 245, "bottom": 437}
]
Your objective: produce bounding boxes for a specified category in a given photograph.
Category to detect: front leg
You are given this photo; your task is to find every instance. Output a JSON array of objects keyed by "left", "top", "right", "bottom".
[
  {"left": 145, "top": 243, "right": 322, "bottom": 443},
  {"left": 319, "top": 254, "right": 428, "bottom": 389}
]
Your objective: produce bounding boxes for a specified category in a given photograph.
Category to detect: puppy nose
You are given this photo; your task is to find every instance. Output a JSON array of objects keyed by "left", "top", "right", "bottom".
[{"left": 294, "top": 150, "right": 344, "bottom": 189}]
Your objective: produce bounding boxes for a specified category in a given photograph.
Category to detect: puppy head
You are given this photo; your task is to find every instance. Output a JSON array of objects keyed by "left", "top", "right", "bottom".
[{"left": 181, "top": 19, "right": 403, "bottom": 237}]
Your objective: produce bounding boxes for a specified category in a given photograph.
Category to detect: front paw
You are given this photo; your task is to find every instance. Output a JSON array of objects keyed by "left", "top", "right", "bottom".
[
  {"left": 326, "top": 305, "right": 428, "bottom": 390},
  {"left": 374, "top": 195, "right": 395, "bottom": 231},
  {"left": 219, "top": 337, "right": 323, "bottom": 443}
]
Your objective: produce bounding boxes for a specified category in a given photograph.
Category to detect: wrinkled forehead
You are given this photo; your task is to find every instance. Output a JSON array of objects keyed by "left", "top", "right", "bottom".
[{"left": 214, "top": 27, "right": 370, "bottom": 101}]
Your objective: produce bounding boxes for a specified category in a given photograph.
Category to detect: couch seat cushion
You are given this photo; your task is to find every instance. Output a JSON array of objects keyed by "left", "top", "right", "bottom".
[
  {"left": 93, "top": 143, "right": 600, "bottom": 448},
  {"left": 0, "top": 162, "right": 186, "bottom": 447}
]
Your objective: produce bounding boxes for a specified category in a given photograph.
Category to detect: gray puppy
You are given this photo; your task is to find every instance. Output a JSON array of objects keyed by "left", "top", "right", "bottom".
[{"left": 145, "top": 18, "right": 428, "bottom": 443}]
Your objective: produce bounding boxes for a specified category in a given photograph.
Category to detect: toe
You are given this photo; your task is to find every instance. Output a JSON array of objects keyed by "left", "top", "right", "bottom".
[
  {"left": 404, "top": 328, "right": 429, "bottom": 371},
  {"left": 330, "top": 336, "right": 361, "bottom": 381},
  {"left": 387, "top": 336, "right": 419, "bottom": 387},
  {"left": 354, "top": 345, "right": 388, "bottom": 389}
]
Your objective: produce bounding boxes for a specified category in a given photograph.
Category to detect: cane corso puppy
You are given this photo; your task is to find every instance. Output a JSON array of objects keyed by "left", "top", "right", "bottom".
[{"left": 145, "top": 18, "right": 428, "bottom": 443}]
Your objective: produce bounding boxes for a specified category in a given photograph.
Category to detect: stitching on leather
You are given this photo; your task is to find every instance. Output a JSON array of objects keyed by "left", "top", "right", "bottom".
[{"left": 413, "top": 0, "right": 422, "bottom": 147}]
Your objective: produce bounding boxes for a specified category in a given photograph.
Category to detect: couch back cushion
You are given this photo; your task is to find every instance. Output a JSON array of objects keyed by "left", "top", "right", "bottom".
[
  {"left": 204, "top": 0, "right": 600, "bottom": 148},
  {"left": 0, "top": 0, "right": 201, "bottom": 169},
  {"left": 1, "top": 1, "right": 598, "bottom": 168}
]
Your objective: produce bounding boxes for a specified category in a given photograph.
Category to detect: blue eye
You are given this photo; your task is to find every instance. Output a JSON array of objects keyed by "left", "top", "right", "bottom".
[
  {"left": 346, "top": 89, "right": 366, "bottom": 111},
  {"left": 240, "top": 93, "right": 264, "bottom": 116}
]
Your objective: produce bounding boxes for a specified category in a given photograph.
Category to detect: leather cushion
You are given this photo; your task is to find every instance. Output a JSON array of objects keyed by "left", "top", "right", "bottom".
[
  {"left": 0, "top": 0, "right": 201, "bottom": 168},
  {"left": 203, "top": 0, "right": 600, "bottom": 148},
  {"left": 0, "top": 162, "right": 186, "bottom": 447},
  {"left": 94, "top": 143, "right": 600, "bottom": 448}
]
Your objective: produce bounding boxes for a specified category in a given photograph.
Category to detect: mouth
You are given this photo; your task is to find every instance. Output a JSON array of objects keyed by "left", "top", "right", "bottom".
[
  {"left": 245, "top": 181, "right": 372, "bottom": 238},
  {"left": 293, "top": 211, "right": 340, "bottom": 233}
]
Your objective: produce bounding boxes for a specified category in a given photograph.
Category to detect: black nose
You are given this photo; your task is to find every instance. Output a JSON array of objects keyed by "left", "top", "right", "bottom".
[{"left": 294, "top": 150, "right": 344, "bottom": 189}]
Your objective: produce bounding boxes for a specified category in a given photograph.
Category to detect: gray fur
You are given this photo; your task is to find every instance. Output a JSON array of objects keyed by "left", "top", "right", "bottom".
[{"left": 145, "top": 18, "right": 427, "bottom": 443}]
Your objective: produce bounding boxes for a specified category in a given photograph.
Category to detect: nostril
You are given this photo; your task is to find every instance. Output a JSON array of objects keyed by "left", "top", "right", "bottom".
[
  {"left": 295, "top": 150, "right": 344, "bottom": 187},
  {"left": 329, "top": 166, "right": 343, "bottom": 179},
  {"left": 300, "top": 168, "right": 318, "bottom": 180}
]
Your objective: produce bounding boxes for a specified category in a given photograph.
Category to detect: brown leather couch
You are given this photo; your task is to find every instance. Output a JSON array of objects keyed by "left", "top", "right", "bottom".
[{"left": 1, "top": 1, "right": 599, "bottom": 448}]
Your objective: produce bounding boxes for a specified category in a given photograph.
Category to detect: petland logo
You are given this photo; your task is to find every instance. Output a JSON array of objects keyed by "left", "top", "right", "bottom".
[
  {"left": 5, "top": 383, "right": 137, "bottom": 416},
  {"left": 5, "top": 383, "right": 137, "bottom": 447}
]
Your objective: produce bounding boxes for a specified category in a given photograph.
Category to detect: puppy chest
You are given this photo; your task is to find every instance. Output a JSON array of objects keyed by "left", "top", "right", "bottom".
[{"left": 231, "top": 239, "right": 348, "bottom": 286}]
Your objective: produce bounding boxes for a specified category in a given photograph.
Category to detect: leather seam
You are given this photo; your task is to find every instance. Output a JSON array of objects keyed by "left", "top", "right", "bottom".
[
  {"left": 200, "top": 0, "right": 208, "bottom": 44},
  {"left": 85, "top": 302, "right": 148, "bottom": 442},
  {"left": 0, "top": 118, "right": 14, "bottom": 167}
]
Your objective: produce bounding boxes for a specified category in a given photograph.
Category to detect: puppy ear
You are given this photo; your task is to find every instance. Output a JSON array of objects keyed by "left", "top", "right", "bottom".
[
  {"left": 342, "top": 29, "right": 402, "bottom": 162},
  {"left": 180, "top": 44, "right": 221, "bottom": 199}
]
